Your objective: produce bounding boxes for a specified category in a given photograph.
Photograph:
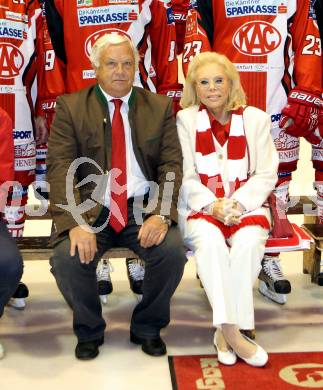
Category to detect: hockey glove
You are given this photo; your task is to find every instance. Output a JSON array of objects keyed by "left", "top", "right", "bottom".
[
  {"left": 319, "top": 105, "right": 323, "bottom": 139},
  {"left": 279, "top": 88, "right": 322, "bottom": 145}
]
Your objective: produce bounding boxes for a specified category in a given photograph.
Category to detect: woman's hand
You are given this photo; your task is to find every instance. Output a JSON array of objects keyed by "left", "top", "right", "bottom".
[{"left": 211, "top": 198, "right": 243, "bottom": 225}]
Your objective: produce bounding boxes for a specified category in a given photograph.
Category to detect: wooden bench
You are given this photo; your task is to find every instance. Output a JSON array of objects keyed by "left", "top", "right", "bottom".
[
  {"left": 17, "top": 195, "right": 323, "bottom": 285},
  {"left": 16, "top": 236, "right": 139, "bottom": 262},
  {"left": 18, "top": 204, "right": 140, "bottom": 261},
  {"left": 301, "top": 224, "right": 323, "bottom": 286}
]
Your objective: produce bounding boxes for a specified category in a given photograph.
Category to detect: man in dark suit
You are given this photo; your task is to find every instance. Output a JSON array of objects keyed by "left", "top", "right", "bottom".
[{"left": 47, "top": 33, "right": 186, "bottom": 360}]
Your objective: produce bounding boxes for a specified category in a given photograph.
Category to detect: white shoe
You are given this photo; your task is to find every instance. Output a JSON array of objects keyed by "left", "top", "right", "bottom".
[
  {"left": 7, "top": 297, "right": 26, "bottom": 310},
  {"left": 0, "top": 342, "right": 4, "bottom": 359},
  {"left": 236, "top": 335, "right": 268, "bottom": 367},
  {"left": 258, "top": 280, "right": 287, "bottom": 305},
  {"left": 213, "top": 332, "right": 237, "bottom": 365}
]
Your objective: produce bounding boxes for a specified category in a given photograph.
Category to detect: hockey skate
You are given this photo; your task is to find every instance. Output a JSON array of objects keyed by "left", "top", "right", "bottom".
[
  {"left": 8, "top": 282, "right": 29, "bottom": 310},
  {"left": 96, "top": 260, "right": 113, "bottom": 305},
  {"left": 258, "top": 256, "right": 291, "bottom": 305},
  {"left": 126, "top": 258, "right": 144, "bottom": 299}
]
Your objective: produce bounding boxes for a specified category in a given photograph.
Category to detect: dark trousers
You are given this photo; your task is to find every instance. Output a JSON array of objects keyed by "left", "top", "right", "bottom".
[
  {"left": 50, "top": 203, "right": 187, "bottom": 342},
  {"left": 0, "top": 219, "right": 23, "bottom": 317}
]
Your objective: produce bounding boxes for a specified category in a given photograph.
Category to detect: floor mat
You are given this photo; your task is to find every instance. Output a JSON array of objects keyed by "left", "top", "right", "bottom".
[{"left": 168, "top": 352, "right": 323, "bottom": 389}]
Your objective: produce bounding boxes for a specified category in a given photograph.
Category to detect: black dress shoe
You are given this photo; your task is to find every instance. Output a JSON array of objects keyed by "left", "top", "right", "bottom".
[
  {"left": 130, "top": 332, "right": 166, "bottom": 356},
  {"left": 75, "top": 336, "right": 104, "bottom": 360}
]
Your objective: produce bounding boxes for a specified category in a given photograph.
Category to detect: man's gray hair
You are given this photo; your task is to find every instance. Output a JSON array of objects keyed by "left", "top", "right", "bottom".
[{"left": 90, "top": 33, "right": 139, "bottom": 70}]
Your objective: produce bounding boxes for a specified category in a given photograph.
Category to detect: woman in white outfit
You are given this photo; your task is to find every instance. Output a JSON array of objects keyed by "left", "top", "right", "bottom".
[{"left": 177, "top": 52, "right": 278, "bottom": 367}]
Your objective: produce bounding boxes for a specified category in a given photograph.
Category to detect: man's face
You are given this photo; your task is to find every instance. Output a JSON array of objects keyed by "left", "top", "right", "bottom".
[{"left": 95, "top": 42, "right": 135, "bottom": 97}]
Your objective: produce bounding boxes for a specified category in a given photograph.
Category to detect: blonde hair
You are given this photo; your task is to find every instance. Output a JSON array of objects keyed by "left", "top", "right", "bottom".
[
  {"left": 90, "top": 33, "right": 139, "bottom": 70},
  {"left": 180, "top": 52, "right": 246, "bottom": 111}
]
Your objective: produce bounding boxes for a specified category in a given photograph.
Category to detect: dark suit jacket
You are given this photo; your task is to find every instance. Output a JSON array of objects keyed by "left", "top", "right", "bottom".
[{"left": 47, "top": 85, "right": 183, "bottom": 239}]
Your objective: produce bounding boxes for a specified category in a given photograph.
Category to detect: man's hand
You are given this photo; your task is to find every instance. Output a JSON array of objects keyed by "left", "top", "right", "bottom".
[
  {"left": 35, "top": 116, "right": 49, "bottom": 145},
  {"left": 138, "top": 215, "right": 169, "bottom": 248},
  {"left": 69, "top": 225, "right": 97, "bottom": 264},
  {"left": 279, "top": 88, "right": 322, "bottom": 145}
]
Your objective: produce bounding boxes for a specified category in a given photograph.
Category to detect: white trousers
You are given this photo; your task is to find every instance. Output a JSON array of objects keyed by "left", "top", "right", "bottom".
[{"left": 184, "top": 219, "right": 269, "bottom": 330}]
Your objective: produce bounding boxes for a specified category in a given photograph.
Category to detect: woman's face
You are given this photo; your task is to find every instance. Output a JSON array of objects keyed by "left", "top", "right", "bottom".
[{"left": 195, "top": 63, "right": 230, "bottom": 115}]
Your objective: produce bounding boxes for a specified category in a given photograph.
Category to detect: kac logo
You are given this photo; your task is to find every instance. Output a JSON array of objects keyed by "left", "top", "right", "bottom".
[
  {"left": 233, "top": 21, "right": 281, "bottom": 56},
  {"left": 85, "top": 28, "right": 130, "bottom": 58},
  {"left": 280, "top": 363, "right": 323, "bottom": 388},
  {"left": 0, "top": 43, "right": 24, "bottom": 79}
]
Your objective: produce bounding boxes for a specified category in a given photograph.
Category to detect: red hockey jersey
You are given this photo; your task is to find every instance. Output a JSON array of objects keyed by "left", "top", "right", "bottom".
[
  {"left": 35, "top": 0, "right": 65, "bottom": 125},
  {"left": 44, "top": 0, "right": 179, "bottom": 95},
  {"left": 171, "top": 0, "right": 189, "bottom": 54},
  {"left": 183, "top": 0, "right": 322, "bottom": 116},
  {"left": 315, "top": 0, "right": 323, "bottom": 45},
  {"left": 0, "top": 0, "right": 41, "bottom": 186},
  {"left": 0, "top": 108, "right": 14, "bottom": 213},
  {"left": 0, "top": 108, "right": 14, "bottom": 186}
]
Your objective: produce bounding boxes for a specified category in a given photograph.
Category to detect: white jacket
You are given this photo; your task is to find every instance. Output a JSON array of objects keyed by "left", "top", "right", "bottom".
[{"left": 176, "top": 105, "right": 279, "bottom": 235}]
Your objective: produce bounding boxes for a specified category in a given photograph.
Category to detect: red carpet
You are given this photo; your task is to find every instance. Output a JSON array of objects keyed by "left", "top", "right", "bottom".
[{"left": 168, "top": 352, "right": 323, "bottom": 389}]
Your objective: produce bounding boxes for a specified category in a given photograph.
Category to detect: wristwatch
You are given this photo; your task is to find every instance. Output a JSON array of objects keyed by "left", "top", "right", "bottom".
[{"left": 156, "top": 215, "right": 172, "bottom": 227}]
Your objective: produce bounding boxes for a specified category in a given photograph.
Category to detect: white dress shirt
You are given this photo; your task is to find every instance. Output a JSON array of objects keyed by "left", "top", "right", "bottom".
[{"left": 100, "top": 86, "right": 150, "bottom": 208}]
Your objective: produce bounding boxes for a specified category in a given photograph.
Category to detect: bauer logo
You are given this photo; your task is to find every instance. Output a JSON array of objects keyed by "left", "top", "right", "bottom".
[
  {"left": 233, "top": 21, "right": 281, "bottom": 56},
  {"left": 0, "top": 43, "right": 24, "bottom": 78},
  {"left": 41, "top": 100, "right": 56, "bottom": 111},
  {"left": 85, "top": 28, "right": 131, "bottom": 58},
  {"left": 77, "top": 5, "right": 139, "bottom": 26},
  {"left": 173, "top": 12, "right": 187, "bottom": 22},
  {"left": 290, "top": 91, "right": 322, "bottom": 107}
]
